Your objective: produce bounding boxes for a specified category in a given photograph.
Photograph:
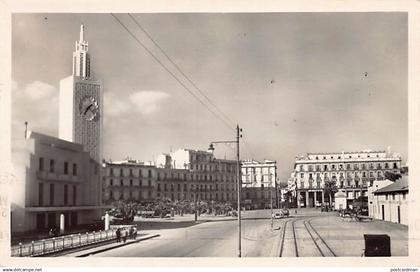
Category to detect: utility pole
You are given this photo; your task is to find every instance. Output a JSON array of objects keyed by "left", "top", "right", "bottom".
[
  {"left": 208, "top": 124, "right": 242, "bottom": 257},
  {"left": 236, "top": 124, "right": 242, "bottom": 258}
]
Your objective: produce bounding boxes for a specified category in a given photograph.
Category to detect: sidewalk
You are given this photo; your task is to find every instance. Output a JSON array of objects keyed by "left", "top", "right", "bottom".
[{"left": 62, "top": 233, "right": 160, "bottom": 257}]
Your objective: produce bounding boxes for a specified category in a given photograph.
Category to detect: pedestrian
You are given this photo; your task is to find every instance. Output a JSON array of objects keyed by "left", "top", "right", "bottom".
[
  {"left": 116, "top": 228, "right": 121, "bottom": 243},
  {"left": 49, "top": 228, "right": 54, "bottom": 237},
  {"left": 122, "top": 230, "right": 127, "bottom": 243},
  {"left": 133, "top": 226, "right": 138, "bottom": 239},
  {"left": 129, "top": 226, "right": 134, "bottom": 240}
]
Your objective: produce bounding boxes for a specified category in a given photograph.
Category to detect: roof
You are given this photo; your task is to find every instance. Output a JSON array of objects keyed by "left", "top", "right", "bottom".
[{"left": 374, "top": 176, "right": 408, "bottom": 194}]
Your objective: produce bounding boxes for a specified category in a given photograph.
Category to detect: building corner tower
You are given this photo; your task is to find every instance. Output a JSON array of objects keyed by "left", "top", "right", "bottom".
[
  {"left": 59, "top": 24, "right": 103, "bottom": 164},
  {"left": 59, "top": 24, "right": 103, "bottom": 208}
]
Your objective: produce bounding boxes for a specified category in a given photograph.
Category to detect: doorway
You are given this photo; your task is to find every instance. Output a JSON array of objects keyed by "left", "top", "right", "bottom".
[{"left": 381, "top": 205, "right": 385, "bottom": 220}]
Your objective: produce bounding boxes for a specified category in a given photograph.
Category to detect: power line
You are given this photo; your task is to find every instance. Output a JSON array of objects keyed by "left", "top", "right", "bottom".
[
  {"left": 127, "top": 13, "right": 236, "bottom": 128},
  {"left": 110, "top": 13, "right": 234, "bottom": 131}
]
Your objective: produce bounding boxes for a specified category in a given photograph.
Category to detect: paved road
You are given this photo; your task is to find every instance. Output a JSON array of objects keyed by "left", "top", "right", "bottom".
[
  {"left": 87, "top": 208, "right": 408, "bottom": 257},
  {"left": 91, "top": 209, "right": 283, "bottom": 257}
]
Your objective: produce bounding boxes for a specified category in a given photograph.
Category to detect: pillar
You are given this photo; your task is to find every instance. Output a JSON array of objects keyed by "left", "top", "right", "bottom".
[
  {"left": 297, "top": 191, "right": 301, "bottom": 208},
  {"left": 105, "top": 212, "right": 110, "bottom": 231},
  {"left": 60, "top": 213, "right": 65, "bottom": 234},
  {"left": 321, "top": 191, "right": 325, "bottom": 205},
  {"left": 305, "top": 190, "right": 309, "bottom": 208}
]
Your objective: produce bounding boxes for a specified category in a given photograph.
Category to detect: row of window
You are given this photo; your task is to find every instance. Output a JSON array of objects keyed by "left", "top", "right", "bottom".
[
  {"left": 310, "top": 154, "right": 382, "bottom": 160},
  {"left": 302, "top": 171, "right": 386, "bottom": 179},
  {"left": 39, "top": 157, "right": 78, "bottom": 175},
  {"left": 109, "top": 167, "right": 153, "bottom": 178},
  {"left": 190, "top": 163, "right": 236, "bottom": 173},
  {"left": 298, "top": 162, "right": 398, "bottom": 172},
  {"left": 156, "top": 192, "right": 236, "bottom": 201},
  {"left": 108, "top": 190, "right": 152, "bottom": 200},
  {"left": 38, "top": 183, "right": 77, "bottom": 206},
  {"left": 155, "top": 183, "right": 236, "bottom": 192},
  {"left": 109, "top": 179, "right": 153, "bottom": 187}
]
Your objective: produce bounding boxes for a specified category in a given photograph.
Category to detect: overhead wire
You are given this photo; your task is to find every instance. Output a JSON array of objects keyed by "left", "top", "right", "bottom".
[
  {"left": 110, "top": 13, "right": 234, "bottom": 131},
  {"left": 127, "top": 13, "right": 236, "bottom": 129}
]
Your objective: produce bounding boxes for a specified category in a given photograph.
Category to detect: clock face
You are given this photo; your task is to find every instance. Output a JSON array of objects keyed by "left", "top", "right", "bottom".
[{"left": 79, "top": 96, "right": 99, "bottom": 121}]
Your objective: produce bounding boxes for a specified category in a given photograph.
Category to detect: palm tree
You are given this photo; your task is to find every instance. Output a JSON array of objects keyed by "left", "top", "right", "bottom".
[{"left": 324, "top": 179, "right": 337, "bottom": 208}]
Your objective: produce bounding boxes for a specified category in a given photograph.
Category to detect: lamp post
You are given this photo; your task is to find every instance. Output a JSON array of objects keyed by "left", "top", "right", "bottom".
[{"left": 208, "top": 124, "right": 242, "bottom": 257}]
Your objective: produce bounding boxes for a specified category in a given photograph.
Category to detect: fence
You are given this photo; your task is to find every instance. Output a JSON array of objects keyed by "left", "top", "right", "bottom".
[{"left": 11, "top": 228, "right": 125, "bottom": 257}]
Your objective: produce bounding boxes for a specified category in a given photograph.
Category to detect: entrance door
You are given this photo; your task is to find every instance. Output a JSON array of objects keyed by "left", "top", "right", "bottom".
[
  {"left": 71, "top": 212, "right": 78, "bottom": 227},
  {"left": 36, "top": 213, "right": 45, "bottom": 230},
  {"left": 381, "top": 205, "right": 385, "bottom": 220},
  {"left": 47, "top": 213, "right": 56, "bottom": 229},
  {"left": 397, "top": 206, "right": 401, "bottom": 224}
]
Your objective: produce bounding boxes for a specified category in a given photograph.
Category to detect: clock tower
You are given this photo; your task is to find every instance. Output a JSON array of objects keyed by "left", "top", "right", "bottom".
[{"left": 59, "top": 25, "right": 102, "bottom": 163}]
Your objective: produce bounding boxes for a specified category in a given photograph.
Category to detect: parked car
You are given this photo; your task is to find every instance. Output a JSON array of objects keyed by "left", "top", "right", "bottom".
[
  {"left": 272, "top": 212, "right": 282, "bottom": 219},
  {"left": 281, "top": 209, "right": 290, "bottom": 217}
]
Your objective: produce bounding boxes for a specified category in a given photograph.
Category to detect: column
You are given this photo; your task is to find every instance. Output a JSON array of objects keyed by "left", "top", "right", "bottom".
[
  {"left": 60, "top": 214, "right": 65, "bottom": 234},
  {"left": 105, "top": 212, "right": 110, "bottom": 230},
  {"left": 297, "top": 191, "right": 301, "bottom": 208},
  {"left": 321, "top": 191, "right": 325, "bottom": 205},
  {"left": 305, "top": 190, "right": 309, "bottom": 208}
]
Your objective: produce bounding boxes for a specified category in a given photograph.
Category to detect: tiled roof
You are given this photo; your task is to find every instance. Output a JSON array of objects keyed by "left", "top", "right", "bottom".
[{"left": 374, "top": 176, "right": 408, "bottom": 194}]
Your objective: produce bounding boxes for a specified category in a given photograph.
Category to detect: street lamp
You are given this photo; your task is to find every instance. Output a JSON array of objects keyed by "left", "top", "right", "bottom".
[{"left": 208, "top": 124, "right": 242, "bottom": 258}]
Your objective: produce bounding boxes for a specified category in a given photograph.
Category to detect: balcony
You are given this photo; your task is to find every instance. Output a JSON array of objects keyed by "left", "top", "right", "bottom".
[{"left": 36, "top": 171, "right": 80, "bottom": 182}]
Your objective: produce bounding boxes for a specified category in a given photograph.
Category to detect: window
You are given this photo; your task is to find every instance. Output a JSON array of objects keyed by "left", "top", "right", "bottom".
[
  {"left": 120, "top": 179, "right": 123, "bottom": 186},
  {"left": 148, "top": 180, "right": 151, "bottom": 187},
  {"left": 148, "top": 170, "right": 152, "bottom": 178},
  {"left": 164, "top": 184, "right": 167, "bottom": 191},
  {"left": 50, "top": 159, "right": 55, "bottom": 173},
  {"left": 73, "top": 185, "right": 77, "bottom": 205},
  {"left": 324, "top": 165, "right": 328, "bottom": 171},
  {"left": 392, "top": 194, "right": 395, "bottom": 200},
  {"left": 393, "top": 163, "right": 398, "bottom": 169},
  {"left": 39, "top": 157, "right": 44, "bottom": 171},
  {"left": 73, "top": 163, "right": 77, "bottom": 176},
  {"left": 300, "top": 173, "right": 304, "bottom": 178},
  {"left": 403, "top": 193, "right": 406, "bottom": 200},
  {"left": 130, "top": 179, "right": 133, "bottom": 186},
  {"left": 385, "top": 163, "right": 389, "bottom": 169},
  {"left": 110, "top": 179, "right": 113, "bottom": 186},
  {"left": 64, "top": 162, "right": 68, "bottom": 175},
  {"left": 386, "top": 195, "right": 388, "bottom": 200},
  {"left": 184, "top": 184, "right": 187, "bottom": 191},
  {"left": 157, "top": 184, "right": 161, "bottom": 191},
  {"left": 110, "top": 168, "right": 114, "bottom": 176},
  {"left": 177, "top": 184, "right": 181, "bottom": 191},
  {"left": 38, "top": 183, "right": 43, "bottom": 206},
  {"left": 64, "top": 184, "right": 68, "bottom": 205},
  {"left": 129, "top": 169, "right": 133, "bottom": 176},
  {"left": 49, "top": 184, "right": 54, "bottom": 206},
  {"left": 120, "top": 168, "right": 123, "bottom": 176}
]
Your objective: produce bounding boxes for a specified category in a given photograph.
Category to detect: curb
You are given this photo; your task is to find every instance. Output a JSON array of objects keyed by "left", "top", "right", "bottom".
[{"left": 75, "top": 234, "right": 160, "bottom": 257}]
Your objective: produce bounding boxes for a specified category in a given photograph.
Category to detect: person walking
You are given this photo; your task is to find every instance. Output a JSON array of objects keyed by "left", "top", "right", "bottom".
[
  {"left": 122, "top": 230, "right": 127, "bottom": 243},
  {"left": 116, "top": 228, "right": 121, "bottom": 243},
  {"left": 129, "top": 226, "right": 134, "bottom": 240},
  {"left": 133, "top": 226, "right": 138, "bottom": 239}
]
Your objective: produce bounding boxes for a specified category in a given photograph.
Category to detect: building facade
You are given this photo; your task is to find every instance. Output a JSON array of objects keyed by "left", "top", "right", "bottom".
[
  {"left": 241, "top": 160, "right": 278, "bottom": 209},
  {"left": 11, "top": 132, "right": 103, "bottom": 234},
  {"left": 289, "top": 150, "right": 402, "bottom": 208},
  {"left": 370, "top": 177, "right": 408, "bottom": 225},
  {"left": 103, "top": 149, "right": 238, "bottom": 204},
  {"left": 102, "top": 160, "right": 157, "bottom": 203},
  {"left": 11, "top": 25, "right": 105, "bottom": 235}
]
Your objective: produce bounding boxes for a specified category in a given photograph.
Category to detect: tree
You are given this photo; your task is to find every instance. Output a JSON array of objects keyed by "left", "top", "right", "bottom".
[
  {"left": 384, "top": 171, "right": 402, "bottom": 181},
  {"left": 323, "top": 179, "right": 337, "bottom": 208}
]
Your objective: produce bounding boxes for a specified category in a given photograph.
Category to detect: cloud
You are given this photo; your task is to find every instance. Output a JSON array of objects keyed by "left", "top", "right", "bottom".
[
  {"left": 12, "top": 80, "right": 58, "bottom": 137},
  {"left": 104, "top": 90, "right": 170, "bottom": 118},
  {"left": 15, "top": 80, "right": 56, "bottom": 101},
  {"left": 129, "top": 91, "right": 170, "bottom": 115}
]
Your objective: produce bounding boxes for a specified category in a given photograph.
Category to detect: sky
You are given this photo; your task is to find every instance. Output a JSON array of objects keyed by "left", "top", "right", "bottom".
[{"left": 12, "top": 13, "right": 408, "bottom": 182}]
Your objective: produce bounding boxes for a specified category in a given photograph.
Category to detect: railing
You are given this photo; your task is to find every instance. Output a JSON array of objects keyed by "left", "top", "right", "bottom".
[{"left": 10, "top": 228, "right": 125, "bottom": 257}]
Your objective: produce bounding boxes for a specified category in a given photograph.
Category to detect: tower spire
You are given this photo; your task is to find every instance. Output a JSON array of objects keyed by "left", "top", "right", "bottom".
[
  {"left": 80, "top": 24, "right": 85, "bottom": 42},
  {"left": 72, "top": 24, "right": 91, "bottom": 79}
]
